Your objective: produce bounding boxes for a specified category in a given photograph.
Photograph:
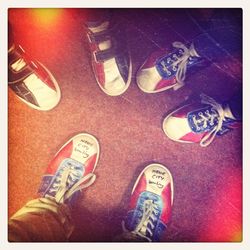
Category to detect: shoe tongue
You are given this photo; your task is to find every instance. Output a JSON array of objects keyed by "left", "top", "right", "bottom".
[
  {"left": 88, "top": 20, "right": 109, "bottom": 33},
  {"left": 127, "top": 192, "right": 161, "bottom": 240},
  {"left": 38, "top": 158, "right": 85, "bottom": 201},
  {"left": 188, "top": 106, "right": 219, "bottom": 133}
]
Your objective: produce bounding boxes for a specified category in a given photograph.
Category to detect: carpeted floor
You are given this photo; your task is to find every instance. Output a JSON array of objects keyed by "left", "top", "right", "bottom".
[{"left": 8, "top": 8, "right": 242, "bottom": 242}]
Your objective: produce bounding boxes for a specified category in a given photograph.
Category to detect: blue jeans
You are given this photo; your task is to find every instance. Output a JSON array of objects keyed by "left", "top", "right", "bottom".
[
  {"left": 187, "top": 9, "right": 242, "bottom": 61},
  {"left": 186, "top": 9, "right": 242, "bottom": 120}
]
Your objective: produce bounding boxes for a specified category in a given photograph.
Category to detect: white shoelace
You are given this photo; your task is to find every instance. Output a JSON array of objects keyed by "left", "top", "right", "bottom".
[
  {"left": 122, "top": 200, "right": 158, "bottom": 242},
  {"left": 171, "top": 42, "right": 200, "bottom": 90},
  {"left": 199, "top": 94, "right": 226, "bottom": 147},
  {"left": 50, "top": 167, "right": 96, "bottom": 203}
]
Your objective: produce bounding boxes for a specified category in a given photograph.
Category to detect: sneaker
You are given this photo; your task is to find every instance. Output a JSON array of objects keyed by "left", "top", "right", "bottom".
[
  {"left": 163, "top": 94, "right": 241, "bottom": 147},
  {"left": 8, "top": 44, "right": 61, "bottom": 111},
  {"left": 38, "top": 133, "right": 100, "bottom": 204},
  {"left": 85, "top": 19, "right": 132, "bottom": 96},
  {"left": 136, "top": 41, "right": 201, "bottom": 93},
  {"left": 122, "top": 163, "right": 174, "bottom": 242}
]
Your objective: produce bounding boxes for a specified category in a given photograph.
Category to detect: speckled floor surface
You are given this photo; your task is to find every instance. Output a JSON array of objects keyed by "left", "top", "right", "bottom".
[{"left": 8, "top": 8, "right": 242, "bottom": 242}]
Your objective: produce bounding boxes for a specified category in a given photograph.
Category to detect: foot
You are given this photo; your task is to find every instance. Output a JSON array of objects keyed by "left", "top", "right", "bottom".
[
  {"left": 122, "top": 163, "right": 174, "bottom": 242},
  {"left": 8, "top": 44, "right": 61, "bottom": 111},
  {"left": 163, "top": 94, "right": 241, "bottom": 147},
  {"left": 85, "top": 19, "right": 132, "bottom": 96},
  {"left": 38, "top": 133, "right": 100, "bottom": 204},
  {"left": 136, "top": 41, "right": 201, "bottom": 93}
]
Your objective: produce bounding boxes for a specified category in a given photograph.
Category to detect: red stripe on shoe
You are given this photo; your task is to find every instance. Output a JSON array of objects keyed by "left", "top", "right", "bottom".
[
  {"left": 93, "top": 61, "right": 105, "bottom": 87},
  {"left": 179, "top": 131, "right": 207, "bottom": 143},
  {"left": 142, "top": 49, "right": 167, "bottom": 69},
  {"left": 227, "top": 121, "right": 242, "bottom": 129},
  {"left": 172, "top": 104, "right": 202, "bottom": 119},
  {"left": 129, "top": 173, "right": 147, "bottom": 210},
  {"left": 46, "top": 141, "right": 73, "bottom": 174},
  {"left": 155, "top": 77, "right": 176, "bottom": 90},
  {"left": 35, "top": 63, "right": 57, "bottom": 91},
  {"left": 17, "top": 47, "right": 57, "bottom": 91},
  {"left": 90, "top": 43, "right": 106, "bottom": 86},
  {"left": 90, "top": 43, "right": 98, "bottom": 52},
  {"left": 160, "top": 183, "right": 172, "bottom": 224}
]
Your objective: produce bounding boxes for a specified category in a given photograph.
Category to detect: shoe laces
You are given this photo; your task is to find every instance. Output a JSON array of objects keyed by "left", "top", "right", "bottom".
[
  {"left": 122, "top": 200, "right": 159, "bottom": 242},
  {"left": 195, "top": 94, "right": 226, "bottom": 147},
  {"left": 48, "top": 160, "right": 96, "bottom": 203},
  {"left": 171, "top": 42, "right": 199, "bottom": 89}
]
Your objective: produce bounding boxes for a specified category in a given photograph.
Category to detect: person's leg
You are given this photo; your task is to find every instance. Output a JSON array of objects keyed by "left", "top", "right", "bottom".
[
  {"left": 8, "top": 133, "right": 100, "bottom": 242},
  {"left": 187, "top": 8, "right": 242, "bottom": 82},
  {"left": 190, "top": 28, "right": 241, "bottom": 66},
  {"left": 113, "top": 163, "right": 174, "bottom": 242},
  {"left": 184, "top": 9, "right": 242, "bottom": 59},
  {"left": 162, "top": 92, "right": 242, "bottom": 147},
  {"left": 187, "top": 8, "right": 242, "bottom": 35},
  {"left": 136, "top": 9, "right": 242, "bottom": 93},
  {"left": 224, "top": 90, "right": 242, "bottom": 121},
  {"left": 8, "top": 198, "right": 73, "bottom": 242}
]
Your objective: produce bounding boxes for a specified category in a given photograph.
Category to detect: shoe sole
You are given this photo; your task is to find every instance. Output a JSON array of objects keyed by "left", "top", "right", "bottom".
[
  {"left": 131, "top": 163, "right": 174, "bottom": 205},
  {"left": 15, "top": 61, "right": 61, "bottom": 111}
]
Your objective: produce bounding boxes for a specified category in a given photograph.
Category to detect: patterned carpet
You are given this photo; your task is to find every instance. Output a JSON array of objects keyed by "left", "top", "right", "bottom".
[{"left": 8, "top": 8, "right": 242, "bottom": 242}]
